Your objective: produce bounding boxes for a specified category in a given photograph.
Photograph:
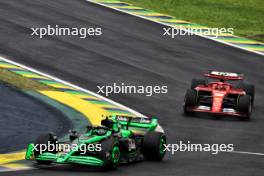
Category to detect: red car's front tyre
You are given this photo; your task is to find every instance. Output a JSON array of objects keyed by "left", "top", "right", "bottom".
[
  {"left": 237, "top": 95, "right": 252, "bottom": 120},
  {"left": 183, "top": 89, "right": 198, "bottom": 115}
]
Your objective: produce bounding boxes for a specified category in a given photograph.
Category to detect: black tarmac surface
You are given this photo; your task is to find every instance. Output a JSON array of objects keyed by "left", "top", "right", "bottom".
[
  {"left": 0, "top": 0, "right": 264, "bottom": 175},
  {"left": 0, "top": 83, "right": 71, "bottom": 153}
]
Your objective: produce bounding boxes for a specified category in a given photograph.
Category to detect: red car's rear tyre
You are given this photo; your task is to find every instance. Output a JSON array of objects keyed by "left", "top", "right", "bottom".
[
  {"left": 191, "top": 78, "right": 206, "bottom": 89},
  {"left": 238, "top": 83, "right": 255, "bottom": 106}
]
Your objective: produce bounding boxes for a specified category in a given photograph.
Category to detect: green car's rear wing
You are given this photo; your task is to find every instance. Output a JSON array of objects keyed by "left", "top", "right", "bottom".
[{"left": 113, "top": 115, "right": 158, "bottom": 131}]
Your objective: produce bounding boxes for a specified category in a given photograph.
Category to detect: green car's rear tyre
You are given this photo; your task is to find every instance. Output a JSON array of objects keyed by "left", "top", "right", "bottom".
[
  {"left": 34, "top": 133, "right": 57, "bottom": 165},
  {"left": 99, "top": 137, "right": 121, "bottom": 169},
  {"left": 142, "top": 132, "right": 166, "bottom": 161}
]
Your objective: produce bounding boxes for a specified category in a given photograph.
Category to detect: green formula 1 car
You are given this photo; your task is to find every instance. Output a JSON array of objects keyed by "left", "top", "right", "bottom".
[{"left": 25, "top": 115, "right": 166, "bottom": 169}]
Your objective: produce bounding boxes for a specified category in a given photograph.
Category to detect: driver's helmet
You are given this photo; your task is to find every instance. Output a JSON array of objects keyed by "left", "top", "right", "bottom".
[
  {"left": 219, "top": 78, "right": 225, "bottom": 82},
  {"left": 101, "top": 118, "right": 113, "bottom": 128}
]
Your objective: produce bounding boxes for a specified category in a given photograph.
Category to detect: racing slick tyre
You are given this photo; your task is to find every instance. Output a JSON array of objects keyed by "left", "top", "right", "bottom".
[
  {"left": 184, "top": 89, "right": 198, "bottom": 115},
  {"left": 191, "top": 78, "right": 206, "bottom": 89},
  {"left": 34, "top": 133, "right": 57, "bottom": 165},
  {"left": 237, "top": 83, "right": 255, "bottom": 106},
  {"left": 99, "top": 137, "right": 121, "bottom": 169},
  {"left": 142, "top": 132, "right": 166, "bottom": 161},
  {"left": 237, "top": 95, "right": 252, "bottom": 120}
]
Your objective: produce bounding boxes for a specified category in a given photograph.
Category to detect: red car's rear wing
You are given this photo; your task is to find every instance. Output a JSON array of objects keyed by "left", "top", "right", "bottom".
[{"left": 205, "top": 71, "right": 244, "bottom": 80}]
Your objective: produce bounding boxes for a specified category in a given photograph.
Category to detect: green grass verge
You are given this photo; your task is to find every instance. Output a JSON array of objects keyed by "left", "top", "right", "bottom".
[{"left": 123, "top": 0, "right": 264, "bottom": 42}]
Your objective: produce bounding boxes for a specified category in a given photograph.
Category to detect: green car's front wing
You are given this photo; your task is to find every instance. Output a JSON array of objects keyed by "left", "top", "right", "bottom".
[{"left": 25, "top": 143, "right": 104, "bottom": 166}]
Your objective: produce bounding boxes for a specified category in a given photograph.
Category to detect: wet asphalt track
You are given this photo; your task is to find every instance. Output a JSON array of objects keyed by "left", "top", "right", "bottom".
[
  {"left": 0, "top": 0, "right": 264, "bottom": 175},
  {"left": 0, "top": 83, "right": 71, "bottom": 153}
]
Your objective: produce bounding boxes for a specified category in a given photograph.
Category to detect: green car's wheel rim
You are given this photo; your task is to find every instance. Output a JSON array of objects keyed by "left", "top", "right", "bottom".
[
  {"left": 159, "top": 137, "right": 166, "bottom": 156},
  {"left": 111, "top": 146, "right": 120, "bottom": 164}
]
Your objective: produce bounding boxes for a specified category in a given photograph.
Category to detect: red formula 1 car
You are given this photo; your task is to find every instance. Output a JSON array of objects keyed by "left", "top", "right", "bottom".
[{"left": 183, "top": 71, "right": 255, "bottom": 119}]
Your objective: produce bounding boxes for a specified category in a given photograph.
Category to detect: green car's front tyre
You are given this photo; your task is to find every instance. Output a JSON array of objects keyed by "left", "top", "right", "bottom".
[
  {"left": 159, "top": 137, "right": 166, "bottom": 157},
  {"left": 34, "top": 133, "right": 57, "bottom": 165},
  {"left": 110, "top": 145, "right": 121, "bottom": 167},
  {"left": 100, "top": 137, "right": 121, "bottom": 169}
]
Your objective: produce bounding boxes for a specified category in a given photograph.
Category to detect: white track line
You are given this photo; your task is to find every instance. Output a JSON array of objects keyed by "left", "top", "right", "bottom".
[
  {"left": 0, "top": 56, "right": 145, "bottom": 117},
  {"left": 228, "top": 150, "right": 264, "bottom": 156},
  {"left": 86, "top": 0, "right": 264, "bottom": 57},
  {"left": 0, "top": 167, "right": 34, "bottom": 173}
]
